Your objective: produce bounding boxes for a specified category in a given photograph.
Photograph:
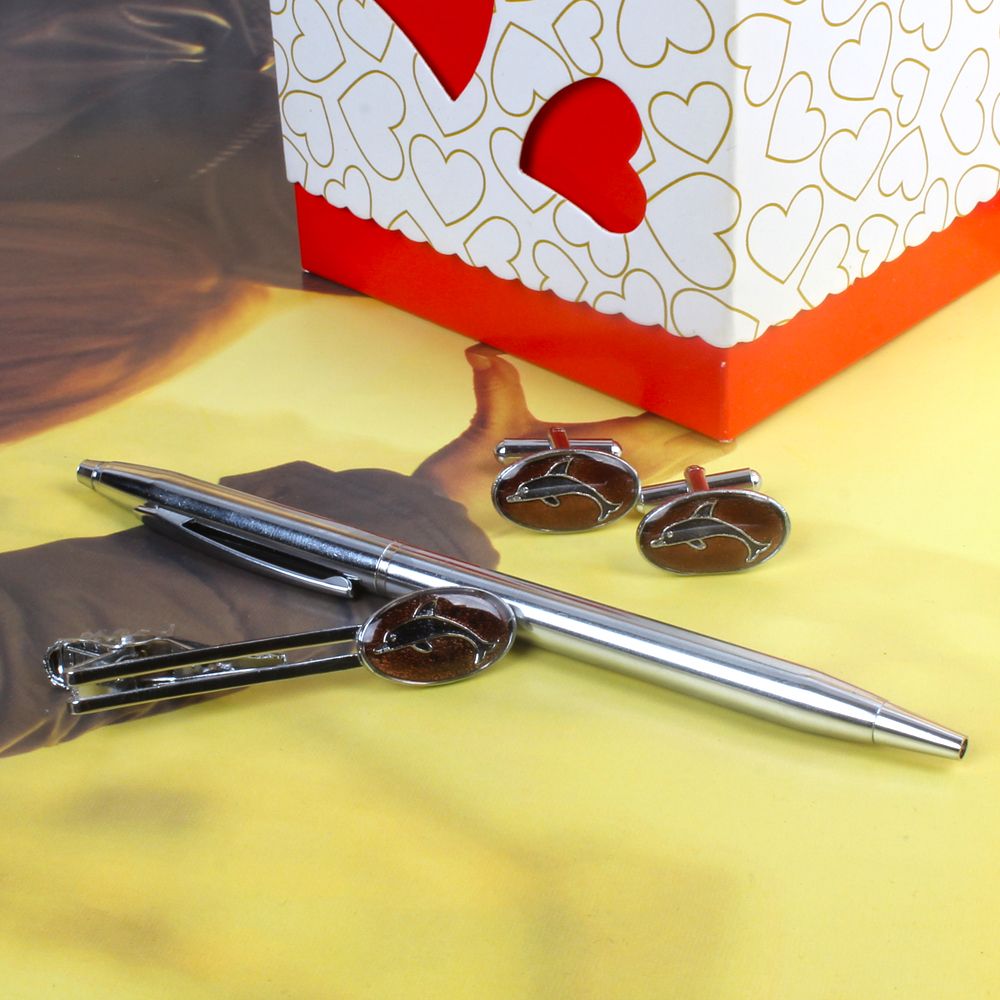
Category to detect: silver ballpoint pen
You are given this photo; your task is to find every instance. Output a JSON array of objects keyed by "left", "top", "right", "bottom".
[{"left": 76, "top": 460, "right": 968, "bottom": 759}]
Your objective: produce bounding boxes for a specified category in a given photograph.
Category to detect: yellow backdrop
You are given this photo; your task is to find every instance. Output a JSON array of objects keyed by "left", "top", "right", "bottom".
[{"left": 0, "top": 278, "right": 996, "bottom": 999}]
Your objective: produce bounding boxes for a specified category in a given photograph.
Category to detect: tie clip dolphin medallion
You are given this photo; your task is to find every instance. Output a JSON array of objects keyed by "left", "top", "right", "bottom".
[
  {"left": 637, "top": 465, "right": 790, "bottom": 574},
  {"left": 46, "top": 587, "right": 517, "bottom": 714},
  {"left": 492, "top": 426, "right": 641, "bottom": 532}
]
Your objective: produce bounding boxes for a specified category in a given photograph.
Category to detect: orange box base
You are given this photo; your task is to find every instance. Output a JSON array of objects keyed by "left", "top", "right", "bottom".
[{"left": 296, "top": 185, "right": 1000, "bottom": 439}]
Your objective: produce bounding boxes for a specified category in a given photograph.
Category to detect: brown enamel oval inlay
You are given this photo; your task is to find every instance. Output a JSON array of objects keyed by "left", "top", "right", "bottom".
[
  {"left": 637, "top": 490, "right": 789, "bottom": 574},
  {"left": 358, "top": 588, "right": 516, "bottom": 685},
  {"left": 492, "top": 449, "right": 640, "bottom": 532}
]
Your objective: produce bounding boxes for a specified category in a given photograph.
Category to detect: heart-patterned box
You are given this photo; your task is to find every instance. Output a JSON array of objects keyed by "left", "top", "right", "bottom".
[{"left": 270, "top": 0, "right": 1000, "bottom": 438}]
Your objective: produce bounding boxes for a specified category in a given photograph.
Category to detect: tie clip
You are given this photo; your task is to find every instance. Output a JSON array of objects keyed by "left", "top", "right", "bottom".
[{"left": 45, "top": 588, "right": 517, "bottom": 715}]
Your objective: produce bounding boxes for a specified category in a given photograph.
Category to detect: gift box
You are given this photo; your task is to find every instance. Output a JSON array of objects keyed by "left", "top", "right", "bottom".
[{"left": 269, "top": 0, "right": 1000, "bottom": 439}]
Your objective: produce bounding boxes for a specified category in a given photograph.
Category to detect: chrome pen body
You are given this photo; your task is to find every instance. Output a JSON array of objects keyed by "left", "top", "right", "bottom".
[{"left": 76, "top": 461, "right": 967, "bottom": 759}]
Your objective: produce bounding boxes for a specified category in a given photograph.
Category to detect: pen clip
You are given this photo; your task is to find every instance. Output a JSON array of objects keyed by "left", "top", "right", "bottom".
[{"left": 137, "top": 505, "right": 359, "bottom": 598}]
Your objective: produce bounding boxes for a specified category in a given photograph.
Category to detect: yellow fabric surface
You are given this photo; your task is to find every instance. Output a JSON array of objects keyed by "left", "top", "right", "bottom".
[{"left": 0, "top": 281, "right": 996, "bottom": 999}]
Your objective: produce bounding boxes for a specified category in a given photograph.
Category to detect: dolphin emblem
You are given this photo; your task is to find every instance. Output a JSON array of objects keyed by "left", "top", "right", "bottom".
[
  {"left": 504, "top": 457, "right": 622, "bottom": 523},
  {"left": 376, "top": 597, "right": 497, "bottom": 665},
  {"left": 649, "top": 499, "right": 770, "bottom": 563}
]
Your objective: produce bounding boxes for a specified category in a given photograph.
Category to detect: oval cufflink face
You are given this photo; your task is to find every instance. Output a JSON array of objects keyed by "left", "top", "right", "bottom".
[
  {"left": 358, "top": 588, "right": 517, "bottom": 685},
  {"left": 637, "top": 490, "right": 790, "bottom": 574},
  {"left": 492, "top": 449, "right": 640, "bottom": 532}
]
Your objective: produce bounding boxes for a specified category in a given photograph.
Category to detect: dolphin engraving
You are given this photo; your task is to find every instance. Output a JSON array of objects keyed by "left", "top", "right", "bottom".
[
  {"left": 504, "top": 457, "right": 622, "bottom": 522},
  {"left": 649, "top": 499, "right": 770, "bottom": 563},
  {"left": 376, "top": 597, "right": 496, "bottom": 665}
]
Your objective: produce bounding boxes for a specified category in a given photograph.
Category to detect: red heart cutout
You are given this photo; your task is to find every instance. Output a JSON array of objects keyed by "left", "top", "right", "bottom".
[
  {"left": 520, "top": 79, "right": 646, "bottom": 234},
  {"left": 376, "top": 0, "right": 493, "bottom": 100}
]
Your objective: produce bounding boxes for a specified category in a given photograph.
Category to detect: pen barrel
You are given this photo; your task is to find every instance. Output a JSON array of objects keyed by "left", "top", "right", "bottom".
[
  {"left": 375, "top": 545, "right": 894, "bottom": 748},
  {"left": 77, "top": 461, "right": 967, "bottom": 758}
]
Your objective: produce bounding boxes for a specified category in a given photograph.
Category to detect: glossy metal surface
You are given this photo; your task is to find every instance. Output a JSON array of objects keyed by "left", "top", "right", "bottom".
[
  {"left": 375, "top": 547, "right": 965, "bottom": 757},
  {"left": 639, "top": 468, "right": 761, "bottom": 509},
  {"left": 79, "top": 459, "right": 389, "bottom": 594},
  {"left": 77, "top": 461, "right": 968, "bottom": 758},
  {"left": 58, "top": 626, "right": 358, "bottom": 714},
  {"left": 494, "top": 437, "right": 622, "bottom": 462}
]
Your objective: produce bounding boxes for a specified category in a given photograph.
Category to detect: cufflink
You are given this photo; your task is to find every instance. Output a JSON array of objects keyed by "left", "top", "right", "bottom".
[
  {"left": 47, "top": 587, "right": 518, "bottom": 714},
  {"left": 491, "top": 428, "right": 770, "bottom": 544},
  {"left": 492, "top": 426, "right": 641, "bottom": 532},
  {"left": 636, "top": 465, "right": 790, "bottom": 574}
]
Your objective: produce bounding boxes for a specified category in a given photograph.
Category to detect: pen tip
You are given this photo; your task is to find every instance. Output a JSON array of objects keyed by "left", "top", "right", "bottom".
[
  {"left": 873, "top": 702, "right": 968, "bottom": 759},
  {"left": 77, "top": 460, "right": 100, "bottom": 487}
]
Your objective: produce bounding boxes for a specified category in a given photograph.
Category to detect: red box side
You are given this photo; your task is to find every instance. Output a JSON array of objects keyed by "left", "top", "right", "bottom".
[{"left": 295, "top": 185, "right": 1000, "bottom": 439}]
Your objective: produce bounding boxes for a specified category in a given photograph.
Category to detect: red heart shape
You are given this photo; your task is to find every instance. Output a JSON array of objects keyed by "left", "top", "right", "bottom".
[
  {"left": 376, "top": 0, "right": 493, "bottom": 100},
  {"left": 521, "top": 79, "right": 646, "bottom": 234}
]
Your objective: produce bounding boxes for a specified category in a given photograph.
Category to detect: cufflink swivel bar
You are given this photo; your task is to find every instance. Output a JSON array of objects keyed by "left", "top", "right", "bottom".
[
  {"left": 495, "top": 433, "right": 622, "bottom": 462},
  {"left": 638, "top": 467, "right": 761, "bottom": 509}
]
